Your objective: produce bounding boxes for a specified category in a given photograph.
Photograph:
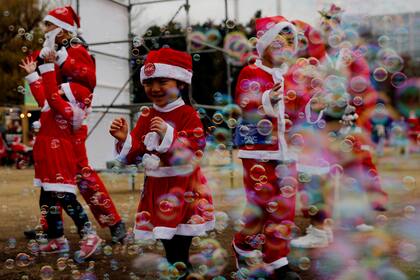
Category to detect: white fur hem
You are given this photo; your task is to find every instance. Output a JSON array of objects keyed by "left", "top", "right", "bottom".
[
  {"left": 262, "top": 89, "right": 278, "bottom": 117},
  {"left": 115, "top": 134, "right": 132, "bottom": 164},
  {"left": 232, "top": 243, "right": 262, "bottom": 258},
  {"left": 25, "top": 72, "right": 40, "bottom": 84},
  {"left": 265, "top": 257, "right": 288, "bottom": 270},
  {"left": 38, "top": 63, "right": 55, "bottom": 74},
  {"left": 145, "top": 164, "right": 194, "bottom": 177},
  {"left": 156, "top": 124, "right": 174, "bottom": 153},
  {"left": 297, "top": 164, "right": 330, "bottom": 175},
  {"left": 134, "top": 219, "right": 215, "bottom": 240},
  {"left": 41, "top": 182, "right": 77, "bottom": 194},
  {"left": 238, "top": 149, "right": 296, "bottom": 161},
  {"left": 61, "top": 83, "right": 76, "bottom": 104}
]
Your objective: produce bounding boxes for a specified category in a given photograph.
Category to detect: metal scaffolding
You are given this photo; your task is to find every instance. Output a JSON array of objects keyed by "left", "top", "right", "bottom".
[
  {"left": 76, "top": 0, "right": 236, "bottom": 187},
  {"left": 78, "top": 0, "right": 233, "bottom": 137}
]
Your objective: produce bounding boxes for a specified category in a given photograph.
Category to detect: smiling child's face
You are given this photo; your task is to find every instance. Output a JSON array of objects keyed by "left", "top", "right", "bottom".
[
  {"left": 263, "top": 31, "right": 295, "bottom": 66},
  {"left": 143, "top": 78, "right": 180, "bottom": 107}
]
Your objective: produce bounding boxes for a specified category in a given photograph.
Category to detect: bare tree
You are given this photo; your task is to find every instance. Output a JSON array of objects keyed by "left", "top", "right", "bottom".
[{"left": 0, "top": 0, "right": 47, "bottom": 106}]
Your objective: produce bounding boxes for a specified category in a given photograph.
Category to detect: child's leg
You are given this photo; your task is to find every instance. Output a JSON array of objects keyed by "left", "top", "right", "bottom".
[
  {"left": 42, "top": 190, "right": 65, "bottom": 239},
  {"left": 74, "top": 126, "right": 122, "bottom": 228},
  {"left": 38, "top": 187, "right": 52, "bottom": 232},
  {"left": 161, "top": 235, "right": 193, "bottom": 266},
  {"left": 305, "top": 175, "right": 330, "bottom": 228},
  {"left": 58, "top": 192, "right": 90, "bottom": 236},
  {"left": 38, "top": 191, "right": 70, "bottom": 253},
  {"left": 78, "top": 172, "right": 123, "bottom": 228}
]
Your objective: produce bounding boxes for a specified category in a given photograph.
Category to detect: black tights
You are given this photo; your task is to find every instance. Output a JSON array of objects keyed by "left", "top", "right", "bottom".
[
  {"left": 39, "top": 188, "right": 89, "bottom": 239},
  {"left": 160, "top": 235, "right": 193, "bottom": 267}
]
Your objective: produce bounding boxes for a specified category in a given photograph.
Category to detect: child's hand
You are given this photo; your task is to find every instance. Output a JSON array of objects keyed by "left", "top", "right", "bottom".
[
  {"left": 269, "top": 83, "right": 283, "bottom": 104},
  {"left": 19, "top": 57, "right": 37, "bottom": 74},
  {"left": 44, "top": 50, "right": 56, "bottom": 63},
  {"left": 109, "top": 117, "right": 128, "bottom": 142},
  {"left": 150, "top": 117, "right": 168, "bottom": 138}
]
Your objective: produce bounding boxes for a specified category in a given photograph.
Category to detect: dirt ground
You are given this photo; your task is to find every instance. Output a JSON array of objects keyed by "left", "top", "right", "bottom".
[{"left": 0, "top": 149, "right": 420, "bottom": 279}]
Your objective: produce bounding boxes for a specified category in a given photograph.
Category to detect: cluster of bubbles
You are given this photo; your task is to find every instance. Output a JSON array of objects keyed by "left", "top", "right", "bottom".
[
  {"left": 2, "top": 1, "right": 419, "bottom": 279},
  {"left": 190, "top": 28, "right": 223, "bottom": 51}
]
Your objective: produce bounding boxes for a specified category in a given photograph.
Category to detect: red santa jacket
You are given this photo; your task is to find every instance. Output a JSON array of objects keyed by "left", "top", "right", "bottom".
[
  {"left": 407, "top": 115, "right": 420, "bottom": 141},
  {"left": 30, "top": 40, "right": 96, "bottom": 93},
  {"left": 234, "top": 58, "right": 324, "bottom": 162},
  {"left": 115, "top": 98, "right": 206, "bottom": 177},
  {"left": 28, "top": 40, "right": 96, "bottom": 168},
  {"left": 324, "top": 48, "right": 378, "bottom": 121},
  {"left": 27, "top": 64, "right": 87, "bottom": 135},
  {"left": 28, "top": 63, "right": 86, "bottom": 193}
]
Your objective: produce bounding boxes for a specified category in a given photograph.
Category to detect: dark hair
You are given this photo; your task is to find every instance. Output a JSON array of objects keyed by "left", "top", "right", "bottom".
[
  {"left": 176, "top": 81, "right": 191, "bottom": 106},
  {"left": 175, "top": 81, "right": 211, "bottom": 135}
]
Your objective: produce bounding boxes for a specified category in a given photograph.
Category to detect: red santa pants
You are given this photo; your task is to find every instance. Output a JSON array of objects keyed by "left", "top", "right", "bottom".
[
  {"left": 74, "top": 126, "right": 122, "bottom": 227},
  {"left": 233, "top": 158, "right": 297, "bottom": 269},
  {"left": 338, "top": 136, "right": 388, "bottom": 210}
]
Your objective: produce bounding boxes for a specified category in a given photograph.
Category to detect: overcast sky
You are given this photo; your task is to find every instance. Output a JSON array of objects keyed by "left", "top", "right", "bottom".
[{"left": 129, "top": 0, "right": 420, "bottom": 34}]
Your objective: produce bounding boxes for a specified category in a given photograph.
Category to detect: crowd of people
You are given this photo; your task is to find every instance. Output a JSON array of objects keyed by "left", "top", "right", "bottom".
[{"left": 18, "top": 3, "right": 419, "bottom": 280}]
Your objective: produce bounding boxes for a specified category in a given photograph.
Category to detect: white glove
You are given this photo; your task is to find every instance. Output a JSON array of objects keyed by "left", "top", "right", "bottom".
[
  {"left": 39, "top": 28, "right": 62, "bottom": 59},
  {"left": 43, "top": 28, "right": 62, "bottom": 49},
  {"left": 142, "top": 153, "right": 160, "bottom": 170},
  {"left": 144, "top": 132, "right": 160, "bottom": 151},
  {"left": 39, "top": 47, "right": 52, "bottom": 59},
  {"left": 32, "top": 121, "right": 41, "bottom": 131},
  {"left": 56, "top": 46, "right": 68, "bottom": 66}
]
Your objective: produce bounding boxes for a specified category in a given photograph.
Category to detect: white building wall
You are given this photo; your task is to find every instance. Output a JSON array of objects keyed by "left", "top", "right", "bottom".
[{"left": 56, "top": 0, "right": 132, "bottom": 169}]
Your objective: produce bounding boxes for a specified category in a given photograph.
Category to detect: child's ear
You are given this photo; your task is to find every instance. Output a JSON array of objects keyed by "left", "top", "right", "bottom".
[{"left": 177, "top": 82, "right": 185, "bottom": 90}]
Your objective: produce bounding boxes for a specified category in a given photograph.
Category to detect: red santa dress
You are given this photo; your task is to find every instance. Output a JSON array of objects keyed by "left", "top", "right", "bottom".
[{"left": 115, "top": 48, "right": 215, "bottom": 240}]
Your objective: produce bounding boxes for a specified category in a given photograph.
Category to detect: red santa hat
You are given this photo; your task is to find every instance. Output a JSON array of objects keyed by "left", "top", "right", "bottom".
[
  {"left": 292, "top": 20, "right": 326, "bottom": 60},
  {"left": 255, "top": 16, "right": 298, "bottom": 57},
  {"left": 44, "top": 6, "right": 80, "bottom": 34},
  {"left": 61, "top": 82, "right": 92, "bottom": 108},
  {"left": 140, "top": 48, "right": 193, "bottom": 85}
]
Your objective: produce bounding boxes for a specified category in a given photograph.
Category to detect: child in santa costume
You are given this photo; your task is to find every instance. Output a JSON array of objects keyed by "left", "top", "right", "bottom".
[
  {"left": 319, "top": 4, "right": 378, "bottom": 122},
  {"left": 24, "top": 5, "right": 125, "bottom": 243},
  {"left": 280, "top": 20, "right": 336, "bottom": 249},
  {"left": 366, "top": 102, "right": 394, "bottom": 157},
  {"left": 19, "top": 52, "right": 101, "bottom": 258},
  {"left": 110, "top": 47, "right": 215, "bottom": 273},
  {"left": 407, "top": 110, "right": 420, "bottom": 152},
  {"left": 318, "top": 4, "right": 388, "bottom": 212},
  {"left": 233, "top": 15, "right": 311, "bottom": 280}
]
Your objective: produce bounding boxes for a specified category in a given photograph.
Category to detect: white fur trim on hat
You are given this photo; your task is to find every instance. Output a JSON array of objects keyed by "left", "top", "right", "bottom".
[
  {"left": 44, "top": 14, "right": 77, "bottom": 33},
  {"left": 140, "top": 63, "right": 192, "bottom": 85},
  {"left": 256, "top": 21, "right": 298, "bottom": 57},
  {"left": 61, "top": 83, "right": 76, "bottom": 104}
]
